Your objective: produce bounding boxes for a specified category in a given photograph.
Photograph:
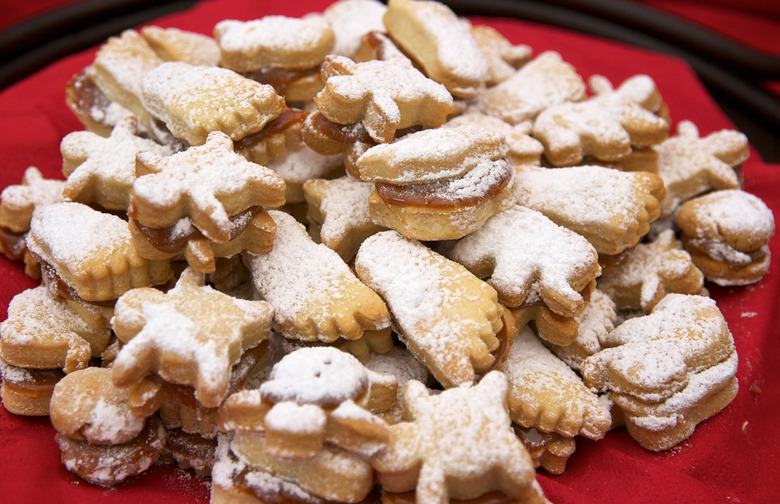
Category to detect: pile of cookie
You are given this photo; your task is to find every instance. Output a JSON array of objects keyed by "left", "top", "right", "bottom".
[{"left": 0, "top": 0, "right": 775, "bottom": 502}]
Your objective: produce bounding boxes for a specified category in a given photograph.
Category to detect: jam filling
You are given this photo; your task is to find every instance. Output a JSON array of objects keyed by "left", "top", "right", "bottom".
[{"left": 243, "top": 67, "right": 322, "bottom": 97}]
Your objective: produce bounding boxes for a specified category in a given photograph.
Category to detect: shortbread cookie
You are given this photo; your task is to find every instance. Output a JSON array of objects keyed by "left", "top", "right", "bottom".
[
  {"left": 514, "top": 165, "right": 666, "bottom": 255},
  {"left": 515, "top": 426, "right": 577, "bottom": 476},
  {"left": 312, "top": 54, "right": 453, "bottom": 144},
  {"left": 364, "top": 345, "right": 433, "bottom": 424},
  {"left": 161, "top": 426, "right": 218, "bottom": 476},
  {"left": 478, "top": 51, "right": 586, "bottom": 124},
  {"left": 470, "top": 25, "right": 532, "bottom": 86},
  {"left": 323, "top": 0, "right": 388, "bottom": 58},
  {"left": 544, "top": 288, "right": 616, "bottom": 371},
  {"left": 218, "top": 346, "right": 392, "bottom": 460},
  {"left": 615, "top": 352, "right": 738, "bottom": 451},
  {"left": 60, "top": 117, "right": 172, "bottom": 211},
  {"left": 368, "top": 157, "right": 518, "bottom": 241},
  {"left": 597, "top": 229, "right": 705, "bottom": 312},
  {"left": 0, "top": 360, "right": 64, "bottom": 416},
  {"left": 449, "top": 206, "right": 601, "bottom": 317},
  {"left": 354, "top": 231, "right": 503, "bottom": 388},
  {"left": 581, "top": 294, "right": 736, "bottom": 403},
  {"left": 532, "top": 77, "right": 669, "bottom": 166},
  {"left": 50, "top": 367, "right": 145, "bottom": 445},
  {"left": 513, "top": 298, "right": 584, "bottom": 347},
  {"left": 0, "top": 286, "right": 112, "bottom": 374},
  {"left": 212, "top": 432, "right": 376, "bottom": 504},
  {"left": 589, "top": 74, "right": 668, "bottom": 120},
  {"left": 141, "top": 62, "right": 286, "bottom": 145},
  {"left": 111, "top": 267, "right": 275, "bottom": 408},
  {"left": 215, "top": 16, "right": 334, "bottom": 73},
  {"left": 243, "top": 210, "right": 391, "bottom": 343},
  {"left": 140, "top": 25, "right": 221, "bottom": 66},
  {"left": 56, "top": 415, "right": 166, "bottom": 487},
  {"left": 676, "top": 189, "right": 775, "bottom": 286},
  {"left": 383, "top": 0, "right": 488, "bottom": 98},
  {"left": 654, "top": 120, "right": 746, "bottom": 218},
  {"left": 303, "top": 175, "right": 385, "bottom": 261},
  {"left": 354, "top": 124, "right": 507, "bottom": 184},
  {"left": 371, "top": 371, "right": 544, "bottom": 503},
  {"left": 444, "top": 113, "right": 544, "bottom": 167},
  {"left": 502, "top": 328, "right": 611, "bottom": 440},
  {"left": 26, "top": 202, "right": 173, "bottom": 302},
  {"left": 268, "top": 143, "right": 344, "bottom": 204},
  {"left": 0, "top": 167, "right": 65, "bottom": 261},
  {"left": 130, "top": 130, "right": 286, "bottom": 243},
  {"left": 87, "top": 29, "right": 164, "bottom": 131},
  {"left": 65, "top": 69, "right": 136, "bottom": 137}
]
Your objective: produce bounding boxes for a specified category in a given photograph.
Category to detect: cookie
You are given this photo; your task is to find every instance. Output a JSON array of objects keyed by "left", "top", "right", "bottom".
[
  {"left": 371, "top": 371, "right": 545, "bottom": 503},
  {"left": 354, "top": 230, "right": 503, "bottom": 388},
  {"left": 383, "top": 0, "right": 488, "bottom": 98},
  {"left": 323, "top": 0, "right": 388, "bottom": 59},
  {"left": 268, "top": 143, "right": 344, "bottom": 205},
  {"left": 515, "top": 426, "right": 577, "bottom": 476},
  {"left": 25, "top": 202, "right": 174, "bottom": 302},
  {"left": 141, "top": 62, "right": 286, "bottom": 146},
  {"left": 597, "top": 229, "right": 706, "bottom": 312},
  {"left": 140, "top": 25, "right": 221, "bottom": 66},
  {"left": 469, "top": 25, "right": 532, "bottom": 86},
  {"left": 111, "top": 267, "right": 275, "bottom": 408},
  {"left": 449, "top": 206, "right": 601, "bottom": 317},
  {"left": 60, "top": 116, "right": 173, "bottom": 211},
  {"left": 243, "top": 209, "right": 391, "bottom": 343},
  {"left": 676, "top": 189, "right": 775, "bottom": 286},
  {"left": 514, "top": 165, "right": 666, "bottom": 255},
  {"left": 0, "top": 360, "right": 64, "bottom": 416},
  {"left": 303, "top": 175, "right": 385, "bottom": 261}
]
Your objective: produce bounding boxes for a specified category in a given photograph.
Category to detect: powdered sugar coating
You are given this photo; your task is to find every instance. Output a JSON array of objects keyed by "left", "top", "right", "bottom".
[
  {"left": 677, "top": 189, "right": 775, "bottom": 246},
  {"left": 323, "top": 0, "right": 387, "bottom": 58},
  {"left": 0, "top": 167, "right": 65, "bottom": 232}
]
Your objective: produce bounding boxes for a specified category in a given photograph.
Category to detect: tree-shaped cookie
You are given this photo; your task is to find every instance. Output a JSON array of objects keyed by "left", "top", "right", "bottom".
[
  {"left": 653, "top": 120, "right": 747, "bottom": 217},
  {"left": 313, "top": 54, "right": 453, "bottom": 143},
  {"left": 131, "top": 131, "right": 286, "bottom": 242},
  {"left": 449, "top": 206, "right": 601, "bottom": 317},
  {"left": 60, "top": 117, "right": 171, "bottom": 210},
  {"left": 111, "top": 267, "right": 275, "bottom": 408},
  {"left": 371, "top": 371, "right": 546, "bottom": 503},
  {"left": 597, "top": 229, "right": 705, "bottom": 312}
]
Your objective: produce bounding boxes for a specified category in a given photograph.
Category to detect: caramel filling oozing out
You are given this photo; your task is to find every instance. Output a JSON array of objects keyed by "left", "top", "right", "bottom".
[
  {"left": 129, "top": 206, "right": 260, "bottom": 254},
  {"left": 0, "top": 226, "right": 27, "bottom": 261},
  {"left": 375, "top": 161, "right": 514, "bottom": 209},
  {"left": 2, "top": 367, "right": 65, "bottom": 397},
  {"left": 242, "top": 68, "right": 322, "bottom": 97},
  {"left": 235, "top": 108, "right": 308, "bottom": 148}
]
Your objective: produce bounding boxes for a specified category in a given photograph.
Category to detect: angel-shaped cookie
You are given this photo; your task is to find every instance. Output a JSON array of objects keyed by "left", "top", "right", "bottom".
[
  {"left": 477, "top": 51, "right": 586, "bottom": 124},
  {"left": 218, "top": 346, "right": 394, "bottom": 459},
  {"left": 653, "top": 120, "right": 746, "bottom": 218},
  {"left": 532, "top": 75, "right": 669, "bottom": 166},
  {"left": 371, "top": 371, "right": 547, "bottom": 503},
  {"left": 129, "top": 131, "right": 285, "bottom": 272},
  {"left": 312, "top": 54, "right": 453, "bottom": 144},
  {"left": 514, "top": 165, "right": 666, "bottom": 255},
  {"left": 449, "top": 206, "right": 601, "bottom": 317},
  {"left": 355, "top": 230, "right": 503, "bottom": 388},
  {"left": 243, "top": 210, "right": 391, "bottom": 343},
  {"left": 581, "top": 294, "right": 736, "bottom": 403},
  {"left": 111, "top": 267, "right": 275, "bottom": 409},
  {"left": 60, "top": 117, "right": 172, "bottom": 211},
  {"left": 597, "top": 229, "right": 705, "bottom": 312},
  {"left": 501, "top": 327, "right": 612, "bottom": 440}
]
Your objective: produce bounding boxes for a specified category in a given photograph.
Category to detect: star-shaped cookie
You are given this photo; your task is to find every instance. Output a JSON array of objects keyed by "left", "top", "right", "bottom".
[
  {"left": 131, "top": 131, "right": 286, "bottom": 242},
  {"left": 111, "top": 267, "right": 275, "bottom": 408},
  {"left": 0, "top": 166, "right": 65, "bottom": 233},
  {"left": 61, "top": 117, "right": 171, "bottom": 210},
  {"left": 371, "top": 371, "right": 542, "bottom": 503}
]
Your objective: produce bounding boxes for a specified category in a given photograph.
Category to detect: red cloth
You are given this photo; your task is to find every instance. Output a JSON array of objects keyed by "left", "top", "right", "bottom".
[{"left": 1, "top": 1, "right": 779, "bottom": 503}]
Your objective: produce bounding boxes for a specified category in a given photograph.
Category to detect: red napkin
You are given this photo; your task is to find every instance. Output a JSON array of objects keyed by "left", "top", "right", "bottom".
[{"left": 1, "top": 1, "right": 778, "bottom": 503}]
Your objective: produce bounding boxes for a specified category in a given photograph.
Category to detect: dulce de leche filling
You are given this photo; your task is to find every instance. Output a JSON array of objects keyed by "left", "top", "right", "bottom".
[
  {"left": 129, "top": 206, "right": 260, "bottom": 254},
  {"left": 0, "top": 226, "right": 27, "bottom": 261},
  {"left": 2, "top": 367, "right": 65, "bottom": 397},
  {"left": 242, "top": 68, "right": 322, "bottom": 97},
  {"left": 235, "top": 108, "right": 308, "bottom": 148},
  {"left": 376, "top": 159, "right": 514, "bottom": 209}
]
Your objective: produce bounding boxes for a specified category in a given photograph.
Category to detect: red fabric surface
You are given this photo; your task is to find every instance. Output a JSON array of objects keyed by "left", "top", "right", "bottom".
[{"left": 0, "top": 0, "right": 779, "bottom": 503}]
